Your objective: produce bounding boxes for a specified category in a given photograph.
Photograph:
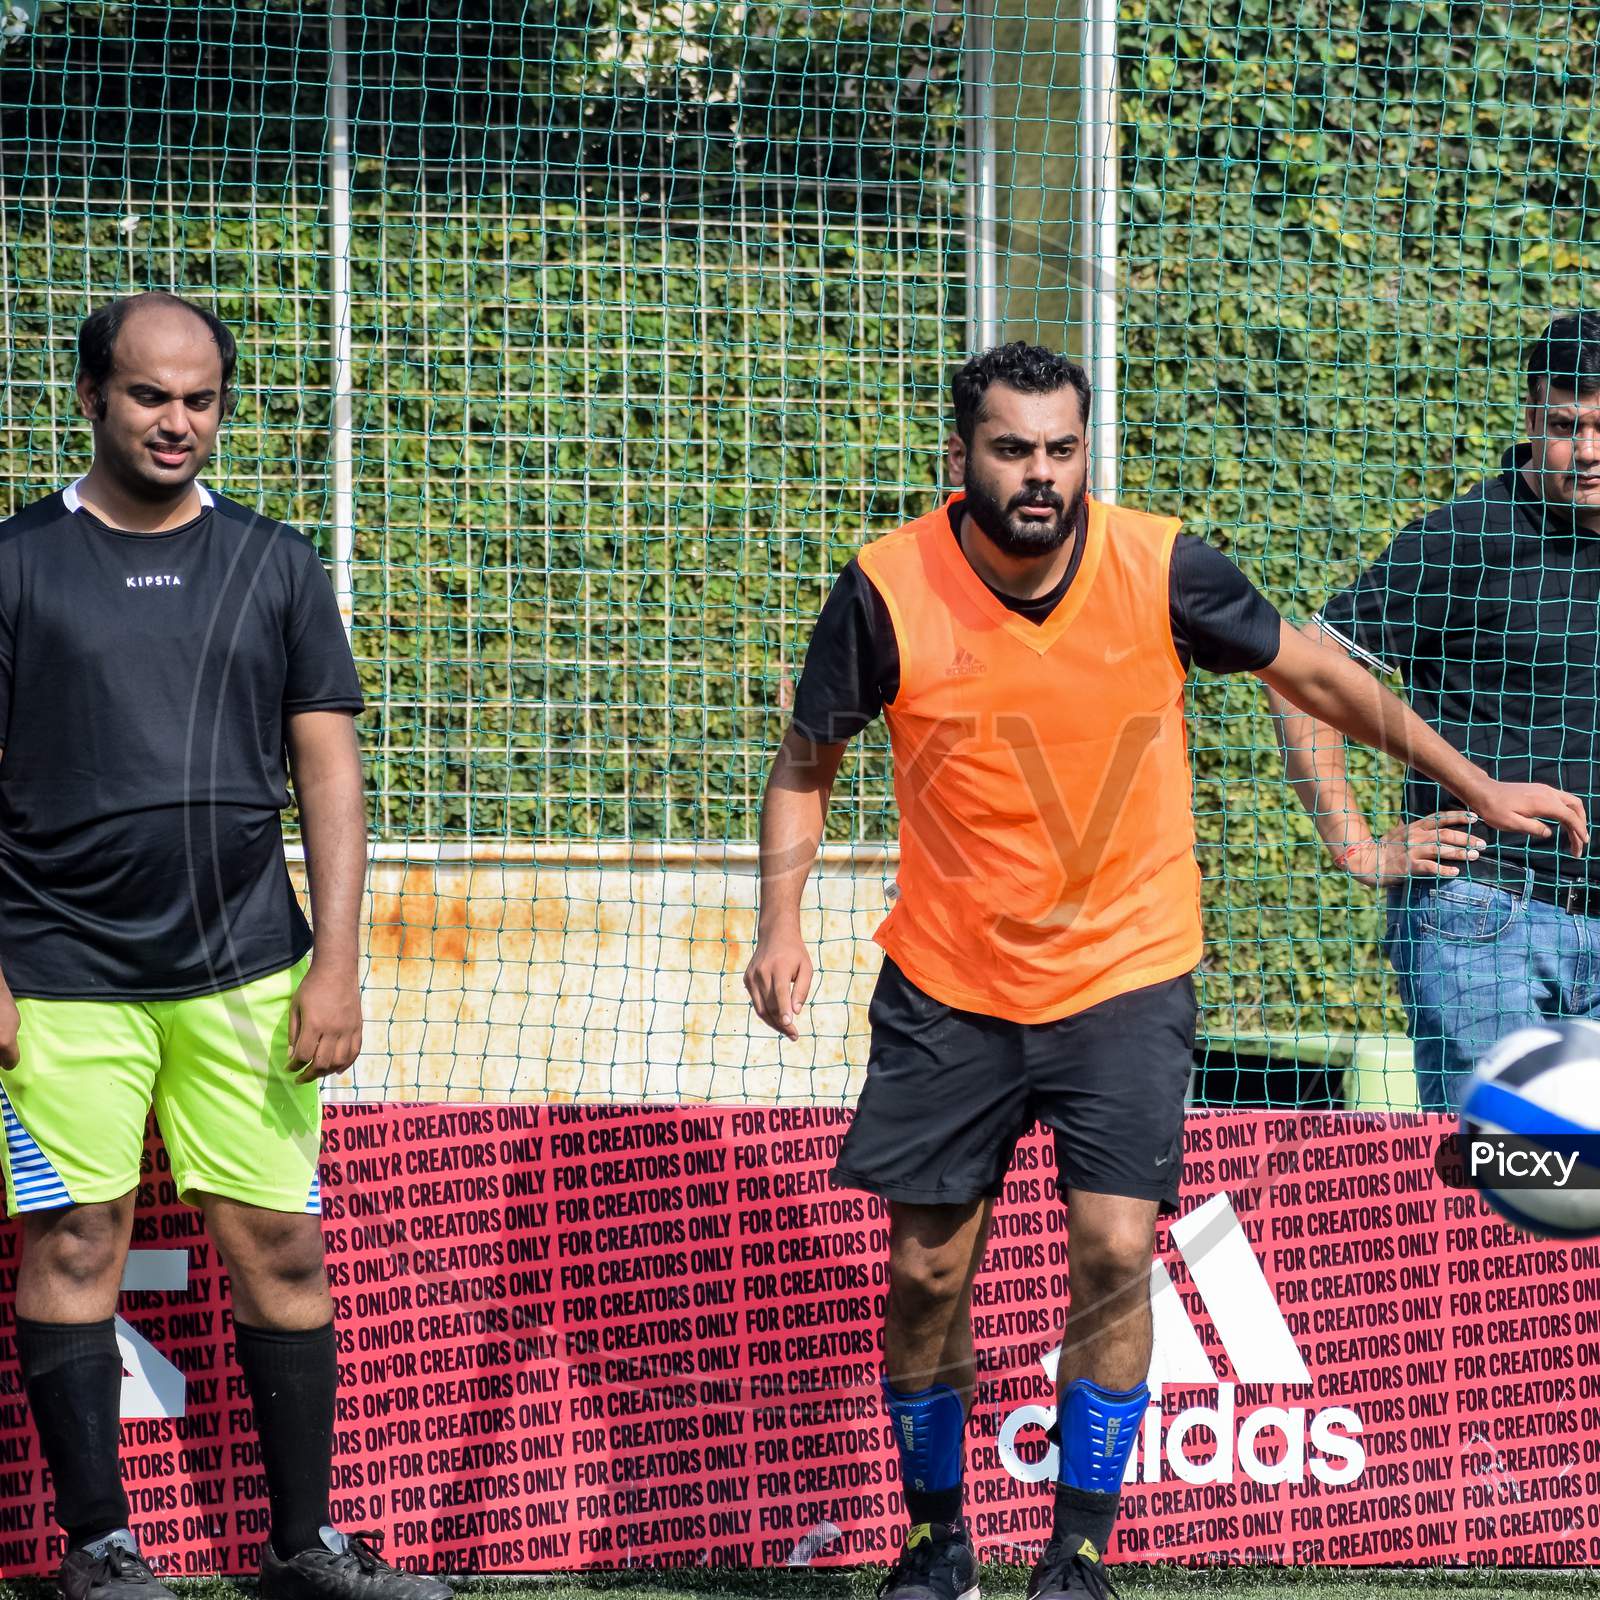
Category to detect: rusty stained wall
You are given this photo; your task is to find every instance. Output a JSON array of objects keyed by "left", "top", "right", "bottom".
[{"left": 289, "top": 857, "right": 891, "bottom": 1103}]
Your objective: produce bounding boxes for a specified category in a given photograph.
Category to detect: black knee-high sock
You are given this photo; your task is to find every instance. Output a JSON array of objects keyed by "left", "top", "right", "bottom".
[
  {"left": 234, "top": 1321, "right": 336, "bottom": 1560},
  {"left": 1051, "top": 1483, "right": 1121, "bottom": 1557},
  {"left": 16, "top": 1317, "right": 130, "bottom": 1548}
]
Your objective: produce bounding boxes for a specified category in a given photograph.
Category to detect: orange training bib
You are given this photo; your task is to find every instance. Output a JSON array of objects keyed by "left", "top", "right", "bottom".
[{"left": 856, "top": 493, "right": 1203, "bottom": 1022}]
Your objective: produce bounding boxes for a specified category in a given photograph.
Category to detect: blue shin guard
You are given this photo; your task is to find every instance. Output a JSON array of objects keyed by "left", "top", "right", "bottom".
[
  {"left": 882, "top": 1379, "right": 965, "bottom": 1496},
  {"left": 1058, "top": 1379, "right": 1148, "bottom": 1493}
]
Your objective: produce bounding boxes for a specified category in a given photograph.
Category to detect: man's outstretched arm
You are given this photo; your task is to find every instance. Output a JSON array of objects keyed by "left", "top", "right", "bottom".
[
  {"left": 743, "top": 727, "right": 848, "bottom": 1041},
  {"left": 1263, "top": 620, "right": 1495, "bottom": 886},
  {"left": 1258, "top": 619, "right": 1589, "bottom": 862}
]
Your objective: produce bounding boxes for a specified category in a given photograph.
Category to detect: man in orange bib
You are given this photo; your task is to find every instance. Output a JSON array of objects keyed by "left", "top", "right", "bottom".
[{"left": 744, "top": 344, "right": 1586, "bottom": 1600}]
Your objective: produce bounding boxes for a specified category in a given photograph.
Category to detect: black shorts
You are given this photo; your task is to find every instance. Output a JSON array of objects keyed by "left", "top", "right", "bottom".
[{"left": 832, "top": 957, "right": 1196, "bottom": 1212}]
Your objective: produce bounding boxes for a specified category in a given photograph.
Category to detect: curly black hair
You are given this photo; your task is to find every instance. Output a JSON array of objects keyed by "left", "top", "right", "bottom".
[
  {"left": 951, "top": 342, "right": 1091, "bottom": 446},
  {"left": 1526, "top": 310, "right": 1600, "bottom": 401},
  {"left": 77, "top": 291, "right": 237, "bottom": 414}
]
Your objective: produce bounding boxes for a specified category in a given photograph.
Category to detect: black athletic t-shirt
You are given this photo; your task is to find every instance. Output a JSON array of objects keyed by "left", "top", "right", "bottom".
[
  {"left": 1315, "top": 443, "right": 1600, "bottom": 887},
  {"left": 0, "top": 484, "right": 364, "bottom": 999},
  {"left": 792, "top": 502, "right": 1283, "bottom": 743}
]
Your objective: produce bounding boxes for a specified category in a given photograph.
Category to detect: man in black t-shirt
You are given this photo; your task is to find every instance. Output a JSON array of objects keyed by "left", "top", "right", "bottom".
[
  {"left": 1273, "top": 310, "right": 1600, "bottom": 1110},
  {"left": 0, "top": 294, "right": 447, "bottom": 1600}
]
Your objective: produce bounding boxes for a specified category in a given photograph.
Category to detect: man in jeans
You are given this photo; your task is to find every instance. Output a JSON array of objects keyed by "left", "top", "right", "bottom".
[{"left": 1272, "top": 309, "right": 1600, "bottom": 1110}]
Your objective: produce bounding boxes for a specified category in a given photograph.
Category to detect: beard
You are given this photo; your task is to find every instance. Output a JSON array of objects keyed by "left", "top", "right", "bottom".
[{"left": 962, "top": 468, "right": 1085, "bottom": 557}]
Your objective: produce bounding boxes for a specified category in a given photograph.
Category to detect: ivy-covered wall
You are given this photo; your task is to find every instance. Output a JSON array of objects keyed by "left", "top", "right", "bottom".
[
  {"left": 0, "top": 0, "right": 959, "bottom": 849},
  {"left": 3, "top": 1, "right": 1596, "bottom": 1039},
  {"left": 1121, "top": 0, "right": 1600, "bottom": 1033}
]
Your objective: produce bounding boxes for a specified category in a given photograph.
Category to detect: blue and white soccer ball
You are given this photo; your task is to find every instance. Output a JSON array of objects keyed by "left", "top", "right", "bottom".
[{"left": 1461, "top": 1021, "right": 1600, "bottom": 1241}]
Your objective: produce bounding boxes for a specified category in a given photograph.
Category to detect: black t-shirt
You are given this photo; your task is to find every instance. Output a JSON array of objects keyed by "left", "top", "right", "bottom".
[
  {"left": 791, "top": 503, "right": 1284, "bottom": 743},
  {"left": 1316, "top": 443, "right": 1600, "bottom": 886},
  {"left": 0, "top": 484, "right": 364, "bottom": 999}
]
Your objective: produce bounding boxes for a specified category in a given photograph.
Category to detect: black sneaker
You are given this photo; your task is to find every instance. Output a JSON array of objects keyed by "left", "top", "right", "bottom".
[
  {"left": 1027, "top": 1536, "right": 1117, "bottom": 1600},
  {"left": 59, "top": 1531, "right": 177, "bottom": 1600},
  {"left": 878, "top": 1522, "right": 980, "bottom": 1600},
  {"left": 260, "top": 1528, "right": 453, "bottom": 1600}
]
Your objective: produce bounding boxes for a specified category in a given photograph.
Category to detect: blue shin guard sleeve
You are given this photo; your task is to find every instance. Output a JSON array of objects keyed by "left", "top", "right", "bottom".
[
  {"left": 1058, "top": 1379, "right": 1148, "bottom": 1494},
  {"left": 883, "top": 1379, "right": 965, "bottom": 1494}
]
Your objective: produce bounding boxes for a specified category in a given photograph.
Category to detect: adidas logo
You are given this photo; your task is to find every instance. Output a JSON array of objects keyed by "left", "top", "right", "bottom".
[
  {"left": 946, "top": 646, "right": 986, "bottom": 677},
  {"left": 115, "top": 1250, "right": 190, "bottom": 1417},
  {"left": 1149, "top": 1191, "right": 1311, "bottom": 1388},
  {"left": 997, "top": 1193, "right": 1365, "bottom": 1488}
]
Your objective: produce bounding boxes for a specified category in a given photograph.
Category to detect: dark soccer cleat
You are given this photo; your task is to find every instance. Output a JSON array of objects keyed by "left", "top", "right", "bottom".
[
  {"left": 58, "top": 1531, "right": 178, "bottom": 1600},
  {"left": 878, "top": 1522, "right": 980, "bottom": 1600},
  {"left": 1027, "top": 1536, "right": 1118, "bottom": 1600},
  {"left": 259, "top": 1529, "right": 453, "bottom": 1600}
]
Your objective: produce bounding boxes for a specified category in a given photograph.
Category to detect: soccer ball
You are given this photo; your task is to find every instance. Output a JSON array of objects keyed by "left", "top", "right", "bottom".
[{"left": 1460, "top": 1021, "right": 1600, "bottom": 1241}]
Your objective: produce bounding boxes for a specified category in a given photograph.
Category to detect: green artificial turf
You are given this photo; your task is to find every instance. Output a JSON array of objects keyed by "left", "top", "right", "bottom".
[{"left": 4, "top": 1567, "right": 1592, "bottom": 1600}]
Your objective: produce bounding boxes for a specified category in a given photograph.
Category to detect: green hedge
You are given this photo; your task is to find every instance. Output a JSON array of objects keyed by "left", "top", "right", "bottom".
[
  {"left": 1121, "top": 0, "right": 1600, "bottom": 1030},
  {"left": 0, "top": 1, "right": 959, "bottom": 847},
  {"left": 4, "top": 1, "right": 1597, "bottom": 1035}
]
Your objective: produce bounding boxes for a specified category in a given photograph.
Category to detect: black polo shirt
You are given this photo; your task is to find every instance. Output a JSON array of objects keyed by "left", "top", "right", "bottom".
[
  {"left": 1315, "top": 444, "right": 1600, "bottom": 887},
  {"left": 0, "top": 483, "right": 364, "bottom": 999}
]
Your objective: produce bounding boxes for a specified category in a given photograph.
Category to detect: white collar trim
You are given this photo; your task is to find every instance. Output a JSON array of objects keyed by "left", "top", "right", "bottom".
[{"left": 62, "top": 478, "right": 213, "bottom": 514}]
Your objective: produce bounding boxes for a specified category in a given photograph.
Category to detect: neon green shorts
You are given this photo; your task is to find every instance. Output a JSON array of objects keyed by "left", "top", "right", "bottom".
[{"left": 0, "top": 956, "right": 322, "bottom": 1216}]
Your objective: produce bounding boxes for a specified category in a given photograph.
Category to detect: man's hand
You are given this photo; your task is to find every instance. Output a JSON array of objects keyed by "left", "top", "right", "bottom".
[
  {"left": 1336, "top": 811, "right": 1488, "bottom": 888},
  {"left": 0, "top": 983, "right": 19, "bottom": 1070},
  {"left": 744, "top": 929, "right": 813, "bottom": 1042},
  {"left": 1462, "top": 779, "right": 1590, "bottom": 858},
  {"left": 289, "top": 961, "right": 363, "bottom": 1082}
]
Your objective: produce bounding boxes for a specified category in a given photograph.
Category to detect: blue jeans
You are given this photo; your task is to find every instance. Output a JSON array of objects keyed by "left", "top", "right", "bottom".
[{"left": 1385, "top": 873, "right": 1600, "bottom": 1112}]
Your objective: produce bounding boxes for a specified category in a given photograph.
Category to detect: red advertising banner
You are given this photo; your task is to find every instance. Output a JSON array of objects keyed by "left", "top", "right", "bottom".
[{"left": 2, "top": 1106, "right": 1598, "bottom": 1576}]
